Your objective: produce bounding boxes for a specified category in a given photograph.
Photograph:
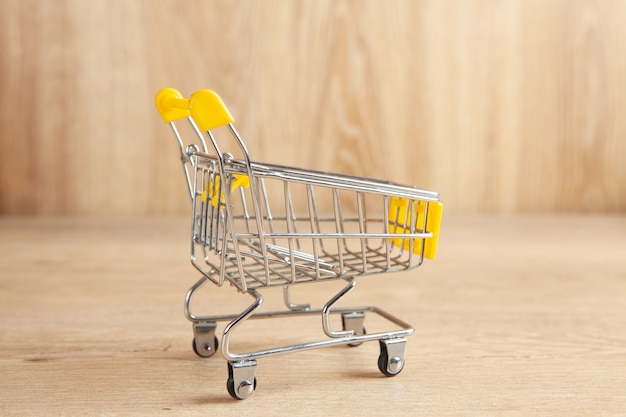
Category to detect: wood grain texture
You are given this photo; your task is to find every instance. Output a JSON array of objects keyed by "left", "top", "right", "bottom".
[
  {"left": 1, "top": 215, "right": 625, "bottom": 415},
  {"left": 0, "top": 0, "right": 625, "bottom": 215}
]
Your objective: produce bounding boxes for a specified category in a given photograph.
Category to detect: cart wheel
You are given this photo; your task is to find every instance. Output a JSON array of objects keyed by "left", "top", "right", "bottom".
[
  {"left": 341, "top": 312, "right": 366, "bottom": 347},
  {"left": 347, "top": 327, "right": 366, "bottom": 347},
  {"left": 192, "top": 335, "right": 219, "bottom": 358},
  {"left": 192, "top": 322, "right": 218, "bottom": 358},
  {"left": 226, "top": 361, "right": 258, "bottom": 400},
  {"left": 227, "top": 376, "right": 257, "bottom": 400},
  {"left": 377, "top": 339, "right": 406, "bottom": 377}
]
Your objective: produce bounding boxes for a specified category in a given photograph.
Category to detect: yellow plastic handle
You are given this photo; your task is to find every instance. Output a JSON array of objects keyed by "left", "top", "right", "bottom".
[
  {"left": 155, "top": 88, "right": 190, "bottom": 123},
  {"left": 154, "top": 88, "right": 235, "bottom": 131},
  {"left": 189, "top": 89, "right": 235, "bottom": 131}
]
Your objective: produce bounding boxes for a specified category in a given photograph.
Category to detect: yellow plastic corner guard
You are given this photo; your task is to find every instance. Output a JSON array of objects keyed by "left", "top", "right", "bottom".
[
  {"left": 154, "top": 88, "right": 235, "bottom": 131},
  {"left": 424, "top": 202, "right": 443, "bottom": 259},
  {"left": 388, "top": 198, "right": 443, "bottom": 260},
  {"left": 201, "top": 174, "right": 250, "bottom": 207}
]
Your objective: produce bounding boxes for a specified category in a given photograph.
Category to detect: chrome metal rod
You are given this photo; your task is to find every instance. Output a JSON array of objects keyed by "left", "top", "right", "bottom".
[
  {"left": 219, "top": 304, "right": 414, "bottom": 362},
  {"left": 221, "top": 290, "right": 264, "bottom": 362},
  {"left": 321, "top": 279, "right": 357, "bottom": 338},
  {"left": 283, "top": 285, "right": 311, "bottom": 311},
  {"left": 184, "top": 276, "right": 210, "bottom": 322}
]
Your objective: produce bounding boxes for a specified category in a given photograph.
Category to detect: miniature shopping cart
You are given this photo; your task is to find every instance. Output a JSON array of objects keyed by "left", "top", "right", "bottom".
[{"left": 155, "top": 88, "right": 443, "bottom": 399}]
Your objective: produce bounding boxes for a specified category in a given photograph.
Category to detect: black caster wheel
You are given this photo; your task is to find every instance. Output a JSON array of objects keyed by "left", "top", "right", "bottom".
[
  {"left": 227, "top": 376, "right": 257, "bottom": 400},
  {"left": 341, "top": 312, "right": 366, "bottom": 347},
  {"left": 226, "top": 361, "right": 258, "bottom": 400},
  {"left": 347, "top": 327, "right": 366, "bottom": 347},
  {"left": 377, "top": 339, "right": 405, "bottom": 377},
  {"left": 192, "top": 335, "right": 219, "bottom": 358}
]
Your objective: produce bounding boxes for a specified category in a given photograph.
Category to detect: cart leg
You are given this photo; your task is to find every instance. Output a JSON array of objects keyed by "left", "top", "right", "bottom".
[
  {"left": 321, "top": 279, "right": 358, "bottom": 338},
  {"left": 341, "top": 311, "right": 366, "bottom": 347},
  {"left": 283, "top": 285, "right": 311, "bottom": 311},
  {"left": 227, "top": 360, "right": 258, "bottom": 400},
  {"left": 377, "top": 338, "right": 407, "bottom": 376},
  {"left": 221, "top": 290, "right": 264, "bottom": 362},
  {"left": 192, "top": 322, "right": 219, "bottom": 358}
]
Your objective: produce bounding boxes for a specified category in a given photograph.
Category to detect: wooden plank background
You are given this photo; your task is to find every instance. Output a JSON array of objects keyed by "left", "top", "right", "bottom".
[{"left": 0, "top": 0, "right": 625, "bottom": 216}]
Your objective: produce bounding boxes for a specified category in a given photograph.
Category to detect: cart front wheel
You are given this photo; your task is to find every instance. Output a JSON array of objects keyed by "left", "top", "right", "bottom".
[
  {"left": 227, "top": 361, "right": 258, "bottom": 400},
  {"left": 227, "top": 376, "right": 257, "bottom": 400},
  {"left": 377, "top": 339, "right": 407, "bottom": 377}
]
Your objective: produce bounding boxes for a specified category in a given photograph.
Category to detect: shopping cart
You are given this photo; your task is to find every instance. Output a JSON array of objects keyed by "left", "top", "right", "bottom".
[{"left": 155, "top": 88, "right": 443, "bottom": 399}]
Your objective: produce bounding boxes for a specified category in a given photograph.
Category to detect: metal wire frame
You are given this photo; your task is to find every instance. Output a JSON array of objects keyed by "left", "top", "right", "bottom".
[
  {"left": 189, "top": 150, "right": 438, "bottom": 293},
  {"left": 165, "top": 116, "right": 439, "bottom": 294}
]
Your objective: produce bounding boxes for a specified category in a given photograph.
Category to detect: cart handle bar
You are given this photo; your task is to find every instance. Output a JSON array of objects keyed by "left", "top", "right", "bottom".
[{"left": 155, "top": 88, "right": 235, "bottom": 131}]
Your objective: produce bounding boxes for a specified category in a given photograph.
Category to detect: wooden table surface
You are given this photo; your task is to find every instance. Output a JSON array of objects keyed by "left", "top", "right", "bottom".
[{"left": 1, "top": 215, "right": 625, "bottom": 416}]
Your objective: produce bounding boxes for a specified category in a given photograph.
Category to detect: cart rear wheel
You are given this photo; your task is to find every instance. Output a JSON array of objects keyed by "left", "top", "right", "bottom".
[
  {"left": 347, "top": 327, "right": 366, "bottom": 347},
  {"left": 341, "top": 312, "right": 366, "bottom": 347},
  {"left": 192, "top": 335, "right": 219, "bottom": 358}
]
